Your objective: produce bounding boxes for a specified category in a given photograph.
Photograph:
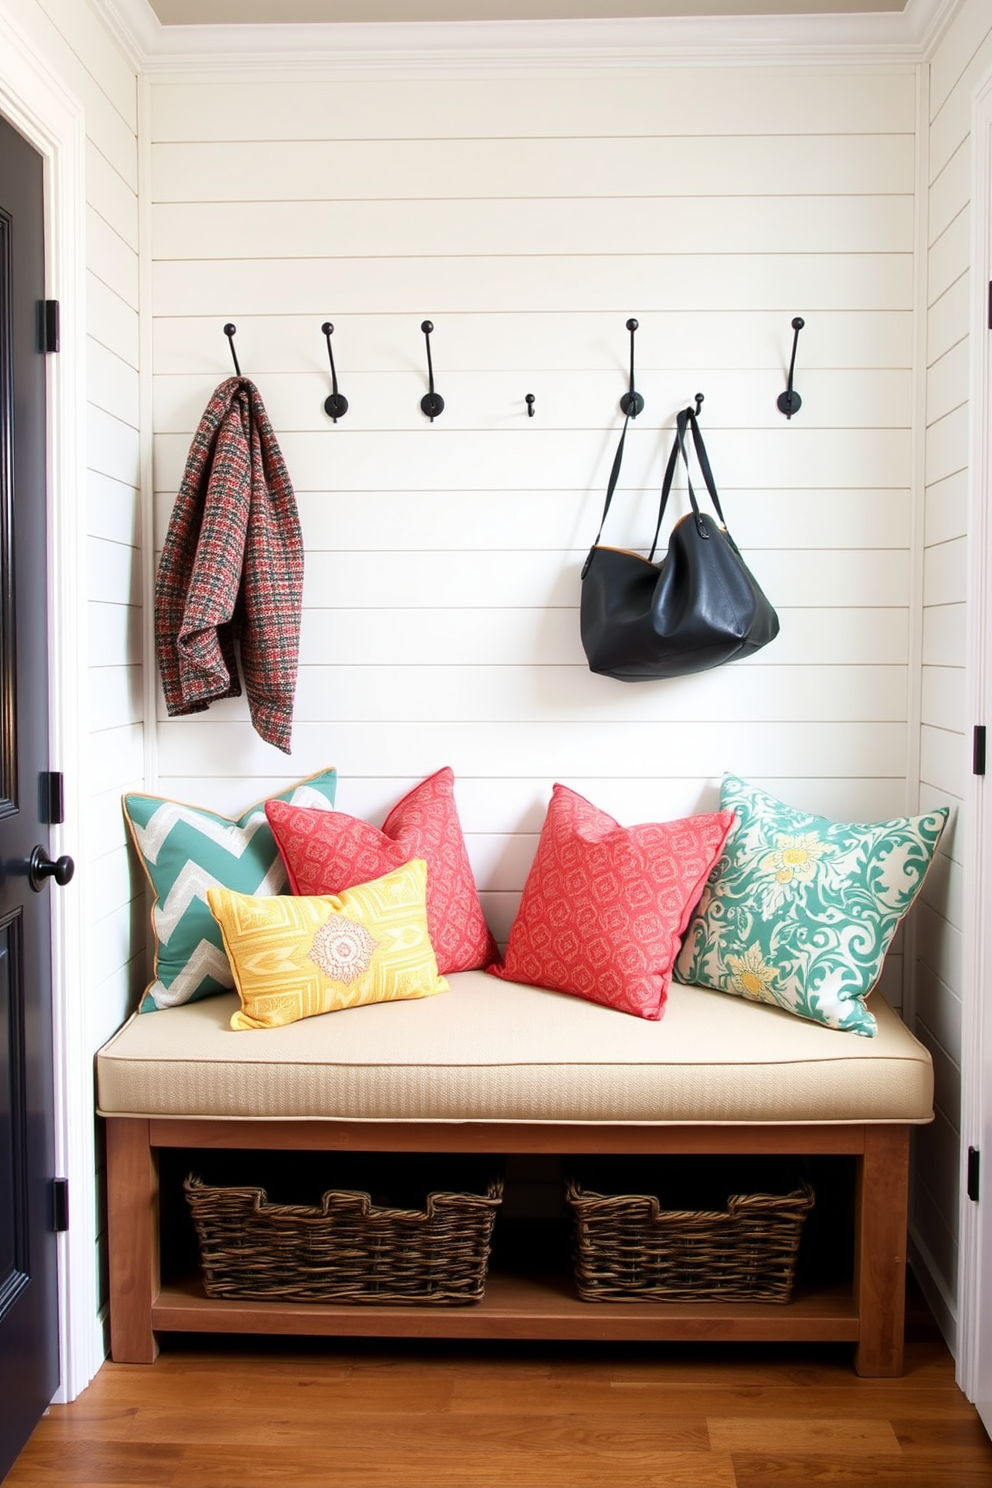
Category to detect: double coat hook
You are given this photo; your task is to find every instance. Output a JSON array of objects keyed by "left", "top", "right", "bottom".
[
  {"left": 420, "top": 320, "right": 444, "bottom": 421},
  {"left": 619, "top": 318, "right": 644, "bottom": 418},
  {"left": 321, "top": 322, "right": 349, "bottom": 422},
  {"left": 778, "top": 316, "right": 805, "bottom": 418}
]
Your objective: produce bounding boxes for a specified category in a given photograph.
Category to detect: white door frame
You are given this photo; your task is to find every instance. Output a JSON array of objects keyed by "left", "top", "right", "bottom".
[
  {"left": 958, "top": 63, "right": 992, "bottom": 1414},
  {"left": 0, "top": 3, "right": 101, "bottom": 1404}
]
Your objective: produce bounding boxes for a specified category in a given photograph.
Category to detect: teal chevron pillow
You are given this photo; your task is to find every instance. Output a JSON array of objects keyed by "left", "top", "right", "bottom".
[
  {"left": 675, "top": 776, "right": 948, "bottom": 1037},
  {"left": 124, "top": 769, "right": 337, "bottom": 1012}
]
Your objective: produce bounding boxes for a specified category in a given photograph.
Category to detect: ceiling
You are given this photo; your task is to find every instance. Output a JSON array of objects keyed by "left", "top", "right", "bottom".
[{"left": 147, "top": 0, "right": 908, "bottom": 24}]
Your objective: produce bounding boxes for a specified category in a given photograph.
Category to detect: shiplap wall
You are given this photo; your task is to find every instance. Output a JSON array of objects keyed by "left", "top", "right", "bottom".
[
  {"left": 4, "top": 0, "right": 143, "bottom": 1333},
  {"left": 149, "top": 65, "right": 917, "bottom": 981},
  {"left": 914, "top": 0, "right": 992, "bottom": 1344}
]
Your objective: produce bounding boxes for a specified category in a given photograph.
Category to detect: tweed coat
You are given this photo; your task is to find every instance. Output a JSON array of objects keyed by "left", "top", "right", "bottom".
[{"left": 155, "top": 378, "right": 303, "bottom": 754}]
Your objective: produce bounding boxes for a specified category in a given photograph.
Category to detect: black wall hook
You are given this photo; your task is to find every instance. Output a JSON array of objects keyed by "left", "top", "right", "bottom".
[
  {"left": 777, "top": 316, "right": 805, "bottom": 418},
  {"left": 420, "top": 320, "right": 444, "bottom": 421},
  {"left": 694, "top": 392, "right": 705, "bottom": 418},
  {"left": 619, "top": 318, "right": 644, "bottom": 418},
  {"left": 223, "top": 322, "right": 241, "bottom": 376},
  {"left": 525, "top": 393, "right": 535, "bottom": 418},
  {"left": 321, "top": 322, "right": 349, "bottom": 422}
]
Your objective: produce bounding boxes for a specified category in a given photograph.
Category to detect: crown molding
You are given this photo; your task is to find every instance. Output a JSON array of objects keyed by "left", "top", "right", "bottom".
[{"left": 91, "top": 0, "right": 963, "bottom": 73}]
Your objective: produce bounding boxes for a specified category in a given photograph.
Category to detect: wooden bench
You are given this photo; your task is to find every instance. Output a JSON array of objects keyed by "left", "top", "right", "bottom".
[{"left": 96, "top": 971, "right": 934, "bottom": 1376}]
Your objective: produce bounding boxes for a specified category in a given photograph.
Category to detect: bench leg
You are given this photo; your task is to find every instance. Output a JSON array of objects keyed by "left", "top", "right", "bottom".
[
  {"left": 853, "top": 1124, "right": 909, "bottom": 1377},
  {"left": 106, "top": 1117, "right": 160, "bottom": 1363}
]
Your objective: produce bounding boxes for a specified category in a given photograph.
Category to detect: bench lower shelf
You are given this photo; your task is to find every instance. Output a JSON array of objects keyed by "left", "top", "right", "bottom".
[{"left": 153, "top": 1272, "right": 860, "bottom": 1344}]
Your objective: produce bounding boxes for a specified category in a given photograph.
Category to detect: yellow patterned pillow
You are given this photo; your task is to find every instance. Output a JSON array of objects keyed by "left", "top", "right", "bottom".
[{"left": 207, "top": 859, "right": 448, "bottom": 1031}]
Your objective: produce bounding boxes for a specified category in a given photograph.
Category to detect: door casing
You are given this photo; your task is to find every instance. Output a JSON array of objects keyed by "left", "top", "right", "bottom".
[{"left": 0, "top": 3, "right": 97, "bottom": 1405}]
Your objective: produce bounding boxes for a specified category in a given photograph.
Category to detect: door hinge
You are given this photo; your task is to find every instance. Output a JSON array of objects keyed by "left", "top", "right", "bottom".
[
  {"left": 975, "top": 726, "right": 987, "bottom": 776},
  {"left": 988, "top": 280, "right": 992, "bottom": 330},
  {"left": 43, "top": 771, "right": 65, "bottom": 825},
  {"left": 40, "top": 300, "right": 60, "bottom": 354},
  {"left": 968, "top": 1147, "right": 981, "bottom": 1202},
  {"left": 51, "top": 1178, "right": 69, "bottom": 1233}
]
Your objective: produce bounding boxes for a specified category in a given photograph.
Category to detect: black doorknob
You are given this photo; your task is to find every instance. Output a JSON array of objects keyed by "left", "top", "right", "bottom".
[{"left": 28, "top": 845, "right": 75, "bottom": 893}]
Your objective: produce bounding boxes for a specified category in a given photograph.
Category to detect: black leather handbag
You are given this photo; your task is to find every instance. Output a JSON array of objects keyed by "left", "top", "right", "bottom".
[{"left": 580, "top": 405, "right": 779, "bottom": 681}]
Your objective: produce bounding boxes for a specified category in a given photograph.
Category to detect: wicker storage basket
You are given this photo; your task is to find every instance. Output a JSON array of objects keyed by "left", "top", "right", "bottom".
[
  {"left": 566, "top": 1175, "right": 814, "bottom": 1304},
  {"left": 185, "top": 1172, "right": 503, "bottom": 1305}
]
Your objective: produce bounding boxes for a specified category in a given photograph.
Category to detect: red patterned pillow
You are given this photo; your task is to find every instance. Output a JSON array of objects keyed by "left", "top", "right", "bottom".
[
  {"left": 488, "top": 785, "right": 734, "bottom": 1019},
  {"left": 265, "top": 767, "right": 496, "bottom": 974}
]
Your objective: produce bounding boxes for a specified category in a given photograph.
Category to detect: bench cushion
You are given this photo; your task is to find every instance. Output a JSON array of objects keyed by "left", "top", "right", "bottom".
[{"left": 95, "top": 971, "right": 933, "bottom": 1126}]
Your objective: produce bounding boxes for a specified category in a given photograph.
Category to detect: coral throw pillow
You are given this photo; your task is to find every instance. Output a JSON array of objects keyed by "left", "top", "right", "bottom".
[
  {"left": 488, "top": 784, "right": 734, "bottom": 1020},
  {"left": 209, "top": 859, "right": 448, "bottom": 1031},
  {"left": 265, "top": 767, "right": 496, "bottom": 974}
]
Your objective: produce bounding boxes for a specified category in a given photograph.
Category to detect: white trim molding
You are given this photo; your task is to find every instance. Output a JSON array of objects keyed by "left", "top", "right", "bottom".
[
  {"left": 958, "top": 61, "right": 992, "bottom": 1411},
  {"left": 0, "top": 1, "right": 100, "bottom": 1407},
  {"left": 92, "top": 0, "right": 964, "bottom": 70}
]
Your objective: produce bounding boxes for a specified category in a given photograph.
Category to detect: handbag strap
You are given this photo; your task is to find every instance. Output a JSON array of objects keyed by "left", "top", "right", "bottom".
[
  {"left": 647, "top": 406, "right": 728, "bottom": 561},
  {"left": 582, "top": 404, "right": 730, "bottom": 575},
  {"left": 581, "top": 409, "right": 632, "bottom": 579}
]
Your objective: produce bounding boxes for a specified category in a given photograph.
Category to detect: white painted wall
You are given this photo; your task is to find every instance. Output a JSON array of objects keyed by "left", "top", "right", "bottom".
[
  {"left": 148, "top": 65, "right": 920, "bottom": 988},
  {"left": 0, "top": 0, "right": 144, "bottom": 1376},
  {"left": 912, "top": 0, "right": 992, "bottom": 1353}
]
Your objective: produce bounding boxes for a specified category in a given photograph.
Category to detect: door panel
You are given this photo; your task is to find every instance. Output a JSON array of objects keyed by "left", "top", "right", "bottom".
[{"left": 0, "top": 111, "right": 60, "bottom": 1480}]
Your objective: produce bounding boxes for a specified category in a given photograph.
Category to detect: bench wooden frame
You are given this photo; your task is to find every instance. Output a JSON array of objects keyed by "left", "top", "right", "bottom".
[{"left": 105, "top": 1114, "right": 910, "bottom": 1377}]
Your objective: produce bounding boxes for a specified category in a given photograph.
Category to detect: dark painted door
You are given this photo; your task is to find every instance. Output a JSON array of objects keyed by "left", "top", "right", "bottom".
[{"left": 0, "top": 112, "right": 61, "bottom": 1481}]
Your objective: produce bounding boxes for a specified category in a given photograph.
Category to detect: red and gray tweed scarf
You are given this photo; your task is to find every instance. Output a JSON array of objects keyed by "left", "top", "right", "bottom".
[{"left": 155, "top": 377, "right": 304, "bottom": 754}]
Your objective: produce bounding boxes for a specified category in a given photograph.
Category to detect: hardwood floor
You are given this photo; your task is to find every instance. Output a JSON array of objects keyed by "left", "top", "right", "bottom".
[{"left": 7, "top": 1285, "right": 992, "bottom": 1487}]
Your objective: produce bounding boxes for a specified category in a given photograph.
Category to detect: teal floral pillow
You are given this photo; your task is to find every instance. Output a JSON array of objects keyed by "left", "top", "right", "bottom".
[
  {"left": 124, "top": 768, "right": 337, "bottom": 1012},
  {"left": 675, "top": 776, "right": 948, "bottom": 1037}
]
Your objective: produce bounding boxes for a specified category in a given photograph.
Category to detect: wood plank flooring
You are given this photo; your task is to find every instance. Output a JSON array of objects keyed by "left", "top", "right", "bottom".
[{"left": 7, "top": 1285, "right": 992, "bottom": 1487}]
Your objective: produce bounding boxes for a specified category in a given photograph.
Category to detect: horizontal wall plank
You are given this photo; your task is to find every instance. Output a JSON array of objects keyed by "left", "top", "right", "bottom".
[
  {"left": 89, "top": 470, "right": 140, "bottom": 548},
  {"left": 292, "top": 605, "right": 908, "bottom": 668},
  {"left": 164, "top": 663, "right": 908, "bottom": 728},
  {"left": 87, "top": 205, "right": 139, "bottom": 313},
  {"left": 919, "top": 722, "right": 967, "bottom": 801},
  {"left": 88, "top": 340, "right": 140, "bottom": 428},
  {"left": 152, "top": 252, "right": 914, "bottom": 318},
  {"left": 924, "top": 470, "right": 968, "bottom": 549},
  {"left": 151, "top": 135, "right": 915, "bottom": 205},
  {"left": 154, "top": 485, "right": 911, "bottom": 557},
  {"left": 88, "top": 271, "right": 139, "bottom": 369},
  {"left": 86, "top": 139, "right": 139, "bottom": 254},
  {"left": 88, "top": 602, "right": 142, "bottom": 669},
  {"left": 925, "top": 403, "right": 969, "bottom": 488},
  {"left": 921, "top": 664, "right": 966, "bottom": 735},
  {"left": 928, "top": 138, "right": 970, "bottom": 247},
  {"left": 927, "top": 270, "right": 970, "bottom": 365},
  {"left": 153, "top": 426, "right": 913, "bottom": 493},
  {"left": 153, "top": 310, "right": 914, "bottom": 376},
  {"left": 88, "top": 665, "right": 143, "bottom": 732},
  {"left": 87, "top": 537, "right": 141, "bottom": 608},
  {"left": 916, "top": 898, "right": 965, "bottom": 1000},
  {"left": 155, "top": 773, "right": 912, "bottom": 835},
  {"left": 923, "top": 535, "right": 968, "bottom": 608},
  {"left": 926, "top": 338, "right": 968, "bottom": 428},
  {"left": 927, "top": 208, "right": 969, "bottom": 307},
  {"left": 88, "top": 405, "right": 139, "bottom": 488},
  {"left": 922, "top": 601, "right": 966, "bottom": 668},
  {"left": 152, "top": 194, "right": 913, "bottom": 262},
  {"left": 87, "top": 723, "right": 144, "bottom": 798},
  {"left": 154, "top": 718, "right": 907, "bottom": 782},
  {"left": 149, "top": 71, "right": 916, "bottom": 144},
  {"left": 915, "top": 960, "right": 963, "bottom": 1068},
  {"left": 152, "top": 368, "right": 913, "bottom": 438},
  {"left": 211, "top": 545, "right": 911, "bottom": 611}
]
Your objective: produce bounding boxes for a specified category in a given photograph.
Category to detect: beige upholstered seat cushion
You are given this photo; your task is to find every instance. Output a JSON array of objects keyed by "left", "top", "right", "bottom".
[{"left": 95, "top": 971, "right": 933, "bottom": 1126}]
